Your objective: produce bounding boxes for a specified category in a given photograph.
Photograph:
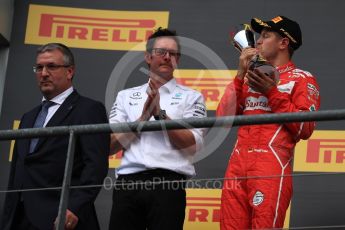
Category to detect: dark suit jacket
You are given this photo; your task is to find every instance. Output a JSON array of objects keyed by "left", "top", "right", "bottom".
[{"left": 1, "top": 90, "right": 109, "bottom": 230}]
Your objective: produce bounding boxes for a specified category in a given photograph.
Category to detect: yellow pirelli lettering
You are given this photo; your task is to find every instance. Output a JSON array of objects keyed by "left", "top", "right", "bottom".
[
  {"left": 109, "top": 150, "right": 123, "bottom": 168},
  {"left": 8, "top": 120, "right": 20, "bottom": 162},
  {"left": 184, "top": 189, "right": 221, "bottom": 230},
  {"left": 174, "top": 69, "right": 236, "bottom": 110},
  {"left": 294, "top": 130, "right": 345, "bottom": 172}
]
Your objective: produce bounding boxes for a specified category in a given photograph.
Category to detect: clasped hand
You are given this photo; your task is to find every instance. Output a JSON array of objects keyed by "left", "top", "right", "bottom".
[
  {"left": 245, "top": 68, "right": 277, "bottom": 94},
  {"left": 140, "top": 79, "right": 161, "bottom": 121}
]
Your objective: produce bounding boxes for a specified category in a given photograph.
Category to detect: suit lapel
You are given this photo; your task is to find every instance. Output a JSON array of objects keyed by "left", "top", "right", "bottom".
[
  {"left": 46, "top": 90, "right": 79, "bottom": 127},
  {"left": 34, "top": 91, "right": 80, "bottom": 152}
]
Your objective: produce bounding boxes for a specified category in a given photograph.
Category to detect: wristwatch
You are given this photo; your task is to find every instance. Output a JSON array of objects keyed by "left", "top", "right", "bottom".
[{"left": 154, "top": 109, "right": 167, "bottom": 120}]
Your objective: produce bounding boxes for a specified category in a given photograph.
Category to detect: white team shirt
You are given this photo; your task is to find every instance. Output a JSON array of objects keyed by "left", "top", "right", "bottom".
[{"left": 109, "top": 78, "right": 206, "bottom": 176}]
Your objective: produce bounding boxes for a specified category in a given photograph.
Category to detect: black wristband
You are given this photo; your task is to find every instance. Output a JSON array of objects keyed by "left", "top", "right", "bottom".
[{"left": 154, "top": 109, "right": 167, "bottom": 120}]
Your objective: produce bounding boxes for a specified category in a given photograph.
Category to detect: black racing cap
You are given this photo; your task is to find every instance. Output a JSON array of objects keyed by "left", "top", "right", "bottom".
[{"left": 251, "top": 16, "right": 302, "bottom": 50}]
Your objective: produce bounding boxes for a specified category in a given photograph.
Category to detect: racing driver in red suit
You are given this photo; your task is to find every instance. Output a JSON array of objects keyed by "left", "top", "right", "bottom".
[{"left": 217, "top": 16, "right": 321, "bottom": 229}]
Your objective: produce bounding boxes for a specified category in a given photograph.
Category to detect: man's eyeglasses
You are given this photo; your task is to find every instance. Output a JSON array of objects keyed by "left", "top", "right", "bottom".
[
  {"left": 151, "top": 48, "right": 180, "bottom": 58},
  {"left": 33, "top": 64, "right": 70, "bottom": 73}
]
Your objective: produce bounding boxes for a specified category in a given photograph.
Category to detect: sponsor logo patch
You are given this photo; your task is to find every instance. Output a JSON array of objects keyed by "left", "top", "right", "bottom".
[
  {"left": 277, "top": 81, "right": 295, "bottom": 94},
  {"left": 129, "top": 102, "right": 138, "bottom": 106},
  {"left": 290, "top": 69, "right": 313, "bottom": 78},
  {"left": 307, "top": 83, "right": 320, "bottom": 99},
  {"left": 130, "top": 92, "right": 142, "bottom": 99},
  {"left": 244, "top": 96, "right": 271, "bottom": 111},
  {"left": 272, "top": 16, "right": 283, "bottom": 23},
  {"left": 253, "top": 191, "right": 264, "bottom": 206},
  {"left": 172, "top": 92, "right": 183, "bottom": 99}
]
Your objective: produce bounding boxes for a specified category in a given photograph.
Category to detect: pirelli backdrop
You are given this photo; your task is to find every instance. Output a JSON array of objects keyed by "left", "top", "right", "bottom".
[{"left": 1, "top": 0, "right": 345, "bottom": 229}]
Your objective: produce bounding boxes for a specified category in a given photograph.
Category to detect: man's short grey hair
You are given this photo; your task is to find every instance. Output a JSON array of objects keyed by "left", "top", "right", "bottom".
[{"left": 37, "top": 43, "right": 75, "bottom": 66}]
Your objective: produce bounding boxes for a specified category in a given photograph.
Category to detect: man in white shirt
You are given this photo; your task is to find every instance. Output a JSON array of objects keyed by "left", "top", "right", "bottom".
[{"left": 108, "top": 28, "right": 206, "bottom": 230}]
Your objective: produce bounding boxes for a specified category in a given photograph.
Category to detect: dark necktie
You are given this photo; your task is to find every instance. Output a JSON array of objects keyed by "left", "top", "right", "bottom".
[{"left": 29, "top": 101, "right": 55, "bottom": 153}]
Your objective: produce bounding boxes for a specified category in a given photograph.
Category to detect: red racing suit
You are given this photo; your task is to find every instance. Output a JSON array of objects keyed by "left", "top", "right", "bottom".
[{"left": 216, "top": 61, "right": 320, "bottom": 229}]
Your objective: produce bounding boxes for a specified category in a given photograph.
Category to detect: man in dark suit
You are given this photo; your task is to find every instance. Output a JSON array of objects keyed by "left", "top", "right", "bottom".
[{"left": 1, "top": 43, "right": 109, "bottom": 230}]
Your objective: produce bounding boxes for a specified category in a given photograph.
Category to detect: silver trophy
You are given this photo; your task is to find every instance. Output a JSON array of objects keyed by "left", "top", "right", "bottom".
[
  {"left": 232, "top": 29, "right": 279, "bottom": 82},
  {"left": 232, "top": 29, "right": 255, "bottom": 52}
]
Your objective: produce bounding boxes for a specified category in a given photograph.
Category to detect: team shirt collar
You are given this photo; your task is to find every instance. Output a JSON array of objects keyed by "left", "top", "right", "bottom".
[
  {"left": 146, "top": 78, "right": 176, "bottom": 94},
  {"left": 277, "top": 61, "right": 295, "bottom": 74}
]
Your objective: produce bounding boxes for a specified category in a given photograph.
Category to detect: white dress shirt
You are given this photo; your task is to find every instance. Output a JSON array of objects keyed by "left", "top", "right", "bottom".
[
  {"left": 109, "top": 78, "right": 206, "bottom": 177},
  {"left": 42, "top": 87, "right": 74, "bottom": 126}
]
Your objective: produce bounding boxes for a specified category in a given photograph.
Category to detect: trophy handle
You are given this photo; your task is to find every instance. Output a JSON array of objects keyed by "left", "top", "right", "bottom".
[{"left": 245, "top": 30, "right": 255, "bottom": 48}]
